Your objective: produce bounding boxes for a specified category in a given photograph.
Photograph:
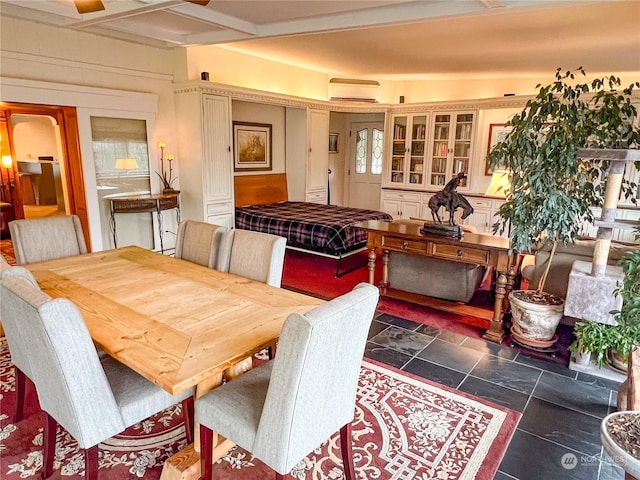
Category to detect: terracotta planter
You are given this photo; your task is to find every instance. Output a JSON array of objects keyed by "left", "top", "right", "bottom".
[
  {"left": 609, "top": 349, "right": 628, "bottom": 373},
  {"left": 509, "top": 290, "right": 565, "bottom": 341}
]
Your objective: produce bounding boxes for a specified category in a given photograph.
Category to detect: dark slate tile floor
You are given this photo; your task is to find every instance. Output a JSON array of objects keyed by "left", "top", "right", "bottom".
[{"left": 365, "top": 312, "right": 625, "bottom": 480}]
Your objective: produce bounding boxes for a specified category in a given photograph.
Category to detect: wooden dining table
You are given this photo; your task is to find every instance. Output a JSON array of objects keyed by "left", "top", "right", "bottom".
[{"left": 27, "top": 245, "right": 323, "bottom": 480}]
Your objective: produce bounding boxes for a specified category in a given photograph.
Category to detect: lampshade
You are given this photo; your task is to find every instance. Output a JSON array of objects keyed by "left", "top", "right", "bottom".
[
  {"left": 114, "top": 157, "right": 139, "bottom": 170},
  {"left": 485, "top": 170, "right": 511, "bottom": 197},
  {"left": 1, "top": 156, "right": 12, "bottom": 168}
]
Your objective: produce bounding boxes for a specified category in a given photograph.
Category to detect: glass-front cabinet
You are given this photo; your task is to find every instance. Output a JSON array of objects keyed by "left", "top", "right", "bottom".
[
  {"left": 427, "top": 111, "right": 475, "bottom": 189},
  {"left": 387, "top": 114, "right": 428, "bottom": 188}
]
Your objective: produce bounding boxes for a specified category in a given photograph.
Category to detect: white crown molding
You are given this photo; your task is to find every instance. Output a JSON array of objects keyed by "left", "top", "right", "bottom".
[{"left": 1, "top": 51, "right": 173, "bottom": 82}]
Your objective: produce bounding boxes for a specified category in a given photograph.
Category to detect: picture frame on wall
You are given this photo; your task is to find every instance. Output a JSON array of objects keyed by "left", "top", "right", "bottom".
[
  {"left": 329, "top": 132, "right": 339, "bottom": 153},
  {"left": 233, "top": 121, "right": 272, "bottom": 171},
  {"left": 485, "top": 123, "right": 512, "bottom": 175}
]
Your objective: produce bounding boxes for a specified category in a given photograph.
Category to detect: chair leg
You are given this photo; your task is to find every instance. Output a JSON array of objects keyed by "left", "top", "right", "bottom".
[
  {"left": 14, "top": 367, "right": 25, "bottom": 422},
  {"left": 182, "top": 396, "right": 195, "bottom": 444},
  {"left": 268, "top": 345, "right": 276, "bottom": 360},
  {"left": 199, "top": 425, "right": 214, "bottom": 480},
  {"left": 340, "top": 423, "right": 356, "bottom": 480},
  {"left": 85, "top": 445, "right": 99, "bottom": 480},
  {"left": 43, "top": 413, "right": 57, "bottom": 479}
]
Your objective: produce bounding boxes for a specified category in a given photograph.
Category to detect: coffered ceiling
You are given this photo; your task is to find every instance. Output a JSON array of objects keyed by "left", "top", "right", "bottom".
[{"left": 1, "top": 0, "right": 638, "bottom": 78}]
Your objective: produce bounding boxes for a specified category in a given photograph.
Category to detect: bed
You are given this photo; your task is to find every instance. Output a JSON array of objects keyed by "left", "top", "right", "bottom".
[{"left": 234, "top": 174, "right": 392, "bottom": 275}]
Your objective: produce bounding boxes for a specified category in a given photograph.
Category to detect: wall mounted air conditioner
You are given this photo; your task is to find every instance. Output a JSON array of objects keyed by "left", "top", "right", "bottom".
[{"left": 329, "top": 78, "right": 380, "bottom": 102}]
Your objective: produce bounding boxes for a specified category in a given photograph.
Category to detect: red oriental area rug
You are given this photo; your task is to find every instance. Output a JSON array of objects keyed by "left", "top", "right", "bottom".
[{"left": 0, "top": 339, "right": 519, "bottom": 480}]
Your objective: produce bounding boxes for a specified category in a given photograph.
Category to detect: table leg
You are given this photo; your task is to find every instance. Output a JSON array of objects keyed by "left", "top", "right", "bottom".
[
  {"left": 367, "top": 247, "right": 376, "bottom": 284},
  {"left": 157, "top": 209, "right": 165, "bottom": 254},
  {"left": 160, "top": 371, "right": 230, "bottom": 480},
  {"left": 483, "top": 270, "right": 507, "bottom": 343},
  {"left": 110, "top": 209, "right": 117, "bottom": 248},
  {"left": 381, "top": 249, "right": 389, "bottom": 288}
]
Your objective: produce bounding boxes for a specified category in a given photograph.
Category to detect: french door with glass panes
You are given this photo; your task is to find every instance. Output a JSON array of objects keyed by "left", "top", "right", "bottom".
[
  {"left": 427, "top": 111, "right": 475, "bottom": 189},
  {"left": 348, "top": 122, "right": 384, "bottom": 211}
]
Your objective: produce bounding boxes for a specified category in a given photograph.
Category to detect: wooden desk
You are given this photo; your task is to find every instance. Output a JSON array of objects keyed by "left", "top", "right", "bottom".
[
  {"left": 28, "top": 246, "right": 323, "bottom": 479},
  {"left": 109, "top": 193, "right": 180, "bottom": 253},
  {"left": 357, "top": 220, "right": 516, "bottom": 343}
]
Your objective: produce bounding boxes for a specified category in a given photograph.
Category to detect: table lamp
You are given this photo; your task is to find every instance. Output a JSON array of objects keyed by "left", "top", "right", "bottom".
[
  {"left": 1, "top": 155, "right": 13, "bottom": 203},
  {"left": 114, "top": 157, "right": 139, "bottom": 171},
  {"left": 485, "top": 169, "right": 511, "bottom": 198}
]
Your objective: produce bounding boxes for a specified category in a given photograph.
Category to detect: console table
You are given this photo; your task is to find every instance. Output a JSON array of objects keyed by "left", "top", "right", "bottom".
[
  {"left": 109, "top": 193, "right": 180, "bottom": 254},
  {"left": 356, "top": 219, "right": 517, "bottom": 343}
]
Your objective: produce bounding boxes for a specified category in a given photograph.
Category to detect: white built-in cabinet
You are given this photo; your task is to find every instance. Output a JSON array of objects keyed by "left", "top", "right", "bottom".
[
  {"left": 174, "top": 90, "right": 235, "bottom": 229},
  {"left": 386, "top": 114, "right": 428, "bottom": 188},
  {"left": 383, "top": 110, "right": 476, "bottom": 190},
  {"left": 380, "top": 190, "right": 421, "bottom": 219},
  {"left": 427, "top": 111, "right": 475, "bottom": 189},
  {"left": 380, "top": 190, "right": 506, "bottom": 235},
  {"left": 306, "top": 109, "right": 330, "bottom": 203}
]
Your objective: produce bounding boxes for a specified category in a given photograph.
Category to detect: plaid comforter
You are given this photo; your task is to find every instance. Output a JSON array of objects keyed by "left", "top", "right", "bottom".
[{"left": 235, "top": 201, "right": 392, "bottom": 255}]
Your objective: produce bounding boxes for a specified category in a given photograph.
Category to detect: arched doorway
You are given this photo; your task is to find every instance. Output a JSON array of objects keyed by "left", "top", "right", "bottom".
[{"left": 0, "top": 103, "right": 90, "bottom": 249}]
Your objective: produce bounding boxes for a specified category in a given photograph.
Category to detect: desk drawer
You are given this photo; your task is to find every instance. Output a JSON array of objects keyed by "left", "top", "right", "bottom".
[
  {"left": 432, "top": 244, "right": 489, "bottom": 264},
  {"left": 382, "top": 235, "right": 427, "bottom": 254}
]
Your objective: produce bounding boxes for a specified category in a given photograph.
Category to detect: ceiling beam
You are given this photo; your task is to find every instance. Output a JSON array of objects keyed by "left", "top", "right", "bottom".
[{"left": 183, "top": 0, "right": 579, "bottom": 46}]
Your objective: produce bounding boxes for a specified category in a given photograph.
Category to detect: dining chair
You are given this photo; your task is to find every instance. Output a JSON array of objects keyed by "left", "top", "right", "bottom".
[
  {"left": 0, "top": 265, "right": 40, "bottom": 422},
  {"left": 0, "top": 254, "right": 10, "bottom": 271},
  {"left": 0, "top": 275, "right": 196, "bottom": 480},
  {"left": 217, "top": 229, "right": 287, "bottom": 287},
  {"left": 174, "top": 220, "right": 227, "bottom": 268},
  {"left": 9, "top": 214, "right": 88, "bottom": 265},
  {"left": 196, "top": 282, "right": 379, "bottom": 480}
]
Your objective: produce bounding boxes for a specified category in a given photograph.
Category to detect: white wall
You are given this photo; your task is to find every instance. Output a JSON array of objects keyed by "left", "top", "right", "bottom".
[
  {"left": 231, "top": 100, "right": 287, "bottom": 174},
  {"left": 0, "top": 17, "right": 178, "bottom": 251},
  {"left": 11, "top": 115, "right": 58, "bottom": 162},
  {"left": 184, "top": 45, "right": 331, "bottom": 101}
]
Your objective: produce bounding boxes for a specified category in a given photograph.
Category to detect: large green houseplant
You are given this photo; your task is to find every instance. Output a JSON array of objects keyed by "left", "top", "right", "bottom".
[{"left": 488, "top": 68, "right": 640, "bottom": 344}]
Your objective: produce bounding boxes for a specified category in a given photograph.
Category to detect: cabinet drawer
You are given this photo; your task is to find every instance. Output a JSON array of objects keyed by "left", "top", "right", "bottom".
[
  {"left": 382, "top": 235, "right": 427, "bottom": 254},
  {"left": 306, "top": 191, "right": 327, "bottom": 203},
  {"left": 431, "top": 244, "right": 489, "bottom": 264},
  {"left": 382, "top": 190, "right": 421, "bottom": 202},
  {"left": 468, "top": 198, "right": 493, "bottom": 209},
  {"left": 207, "top": 202, "right": 233, "bottom": 215}
]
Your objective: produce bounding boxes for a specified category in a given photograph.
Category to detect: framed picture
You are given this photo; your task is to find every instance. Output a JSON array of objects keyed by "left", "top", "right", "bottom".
[
  {"left": 485, "top": 123, "right": 512, "bottom": 175},
  {"left": 329, "top": 132, "right": 339, "bottom": 153},
  {"left": 233, "top": 121, "right": 272, "bottom": 171}
]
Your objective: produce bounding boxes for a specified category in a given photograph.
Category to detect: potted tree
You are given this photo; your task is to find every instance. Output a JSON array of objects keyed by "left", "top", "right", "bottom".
[{"left": 488, "top": 68, "right": 640, "bottom": 346}]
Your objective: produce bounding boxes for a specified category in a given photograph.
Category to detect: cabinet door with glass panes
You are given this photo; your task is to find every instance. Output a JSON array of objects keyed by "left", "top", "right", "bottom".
[
  {"left": 427, "top": 111, "right": 476, "bottom": 189},
  {"left": 387, "top": 114, "right": 428, "bottom": 188}
]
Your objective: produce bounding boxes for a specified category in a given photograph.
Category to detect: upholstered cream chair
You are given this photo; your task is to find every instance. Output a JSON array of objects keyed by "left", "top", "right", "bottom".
[
  {"left": 196, "top": 282, "right": 379, "bottom": 480},
  {"left": 217, "top": 229, "right": 287, "bottom": 287},
  {"left": 0, "top": 276, "right": 195, "bottom": 480},
  {"left": 0, "top": 264, "right": 40, "bottom": 421},
  {"left": 174, "top": 220, "right": 226, "bottom": 268},
  {"left": 9, "top": 215, "right": 87, "bottom": 265}
]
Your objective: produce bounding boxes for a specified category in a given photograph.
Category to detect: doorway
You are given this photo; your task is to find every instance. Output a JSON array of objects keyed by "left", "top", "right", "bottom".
[
  {"left": 348, "top": 121, "right": 384, "bottom": 211},
  {"left": 0, "top": 103, "right": 90, "bottom": 249}
]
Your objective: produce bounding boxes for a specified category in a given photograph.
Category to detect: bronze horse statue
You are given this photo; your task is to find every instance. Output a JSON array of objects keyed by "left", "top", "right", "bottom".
[{"left": 428, "top": 173, "right": 474, "bottom": 225}]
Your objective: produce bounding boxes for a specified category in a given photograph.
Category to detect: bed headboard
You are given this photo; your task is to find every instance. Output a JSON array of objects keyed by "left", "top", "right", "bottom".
[{"left": 234, "top": 173, "right": 288, "bottom": 207}]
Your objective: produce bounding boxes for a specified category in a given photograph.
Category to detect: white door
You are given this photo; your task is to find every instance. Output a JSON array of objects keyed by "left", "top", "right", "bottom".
[{"left": 348, "top": 122, "right": 384, "bottom": 210}]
